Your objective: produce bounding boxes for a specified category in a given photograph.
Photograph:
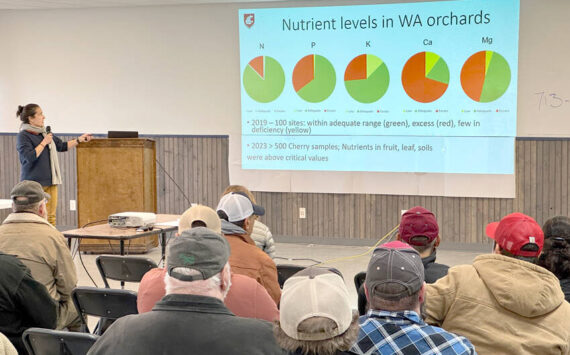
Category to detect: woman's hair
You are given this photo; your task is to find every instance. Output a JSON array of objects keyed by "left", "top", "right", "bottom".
[
  {"left": 16, "top": 104, "right": 39, "bottom": 124},
  {"left": 539, "top": 216, "right": 570, "bottom": 279}
]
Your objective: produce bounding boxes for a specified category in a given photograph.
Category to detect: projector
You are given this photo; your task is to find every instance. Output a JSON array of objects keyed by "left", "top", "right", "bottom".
[{"left": 108, "top": 212, "right": 156, "bottom": 229}]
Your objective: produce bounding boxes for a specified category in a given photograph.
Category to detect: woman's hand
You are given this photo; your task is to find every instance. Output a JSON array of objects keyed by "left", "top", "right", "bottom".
[
  {"left": 79, "top": 133, "right": 93, "bottom": 143},
  {"left": 42, "top": 133, "right": 53, "bottom": 145}
]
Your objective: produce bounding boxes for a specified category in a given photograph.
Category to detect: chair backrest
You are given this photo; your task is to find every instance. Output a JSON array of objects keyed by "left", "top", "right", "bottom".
[
  {"left": 276, "top": 264, "right": 306, "bottom": 288},
  {"left": 22, "top": 328, "right": 98, "bottom": 355},
  {"left": 354, "top": 271, "right": 366, "bottom": 292},
  {"left": 354, "top": 271, "right": 368, "bottom": 316},
  {"left": 71, "top": 287, "right": 138, "bottom": 334},
  {"left": 96, "top": 255, "right": 158, "bottom": 288}
]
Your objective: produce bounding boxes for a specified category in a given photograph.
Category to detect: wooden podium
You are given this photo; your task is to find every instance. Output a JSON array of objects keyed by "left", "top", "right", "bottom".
[{"left": 76, "top": 138, "right": 157, "bottom": 253}]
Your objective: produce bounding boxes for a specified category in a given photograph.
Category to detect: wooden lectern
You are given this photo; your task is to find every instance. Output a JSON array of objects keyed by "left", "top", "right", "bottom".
[{"left": 76, "top": 138, "right": 157, "bottom": 253}]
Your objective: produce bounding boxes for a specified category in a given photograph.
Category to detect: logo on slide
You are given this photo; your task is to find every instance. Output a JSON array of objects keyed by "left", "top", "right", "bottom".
[{"left": 244, "top": 14, "right": 255, "bottom": 28}]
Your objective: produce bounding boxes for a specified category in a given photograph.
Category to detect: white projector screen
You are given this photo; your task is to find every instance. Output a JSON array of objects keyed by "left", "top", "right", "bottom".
[{"left": 233, "top": 0, "right": 519, "bottom": 197}]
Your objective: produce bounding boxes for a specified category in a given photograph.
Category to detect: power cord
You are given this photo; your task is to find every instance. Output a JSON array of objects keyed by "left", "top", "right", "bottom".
[
  {"left": 313, "top": 224, "right": 400, "bottom": 267},
  {"left": 74, "top": 219, "right": 107, "bottom": 288},
  {"left": 155, "top": 158, "right": 192, "bottom": 206},
  {"left": 77, "top": 238, "right": 99, "bottom": 288}
]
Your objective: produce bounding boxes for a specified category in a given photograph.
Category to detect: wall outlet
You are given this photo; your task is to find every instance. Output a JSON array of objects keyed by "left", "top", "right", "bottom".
[
  {"left": 299, "top": 207, "right": 306, "bottom": 219},
  {"left": 69, "top": 200, "right": 76, "bottom": 211}
]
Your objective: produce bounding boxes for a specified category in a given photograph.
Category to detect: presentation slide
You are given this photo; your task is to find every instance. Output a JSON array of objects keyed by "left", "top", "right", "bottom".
[{"left": 239, "top": 0, "right": 519, "bottom": 174}]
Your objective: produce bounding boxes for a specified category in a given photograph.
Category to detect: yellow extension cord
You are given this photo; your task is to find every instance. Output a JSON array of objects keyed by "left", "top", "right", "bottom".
[{"left": 315, "top": 224, "right": 400, "bottom": 266}]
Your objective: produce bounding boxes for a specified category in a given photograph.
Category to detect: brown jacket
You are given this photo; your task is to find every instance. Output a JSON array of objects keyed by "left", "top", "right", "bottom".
[
  {"left": 223, "top": 231, "right": 281, "bottom": 305},
  {"left": 425, "top": 254, "right": 570, "bottom": 355},
  {"left": 0, "top": 213, "right": 78, "bottom": 324}
]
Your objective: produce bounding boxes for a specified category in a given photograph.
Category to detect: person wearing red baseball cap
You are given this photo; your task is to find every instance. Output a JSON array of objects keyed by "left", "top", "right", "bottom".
[
  {"left": 397, "top": 206, "right": 449, "bottom": 283},
  {"left": 424, "top": 212, "right": 570, "bottom": 354}
]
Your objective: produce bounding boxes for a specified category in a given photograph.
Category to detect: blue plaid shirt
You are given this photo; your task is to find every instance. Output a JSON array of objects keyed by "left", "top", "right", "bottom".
[{"left": 350, "top": 310, "right": 476, "bottom": 355}]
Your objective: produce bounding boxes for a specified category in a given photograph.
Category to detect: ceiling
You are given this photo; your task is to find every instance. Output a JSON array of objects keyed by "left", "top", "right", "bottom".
[{"left": 0, "top": 0, "right": 290, "bottom": 10}]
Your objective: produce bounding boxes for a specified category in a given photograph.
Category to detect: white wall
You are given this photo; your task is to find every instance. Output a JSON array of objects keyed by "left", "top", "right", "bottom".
[{"left": 0, "top": 3, "right": 241, "bottom": 135}]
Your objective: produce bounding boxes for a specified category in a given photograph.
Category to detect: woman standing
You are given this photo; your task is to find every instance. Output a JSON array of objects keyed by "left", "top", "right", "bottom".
[{"left": 16, "top": 104, "right": 92, "bottom": 226}]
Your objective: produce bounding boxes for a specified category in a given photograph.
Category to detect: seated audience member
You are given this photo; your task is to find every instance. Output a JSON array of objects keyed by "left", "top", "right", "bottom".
[
  {"left": 217, "top": 192, "right": 281, "bottom": 304},
  {"left": 351, "top": 241, "right": 475, "bottom": 355},
  {"left": 540, "top": 216, "right": 570, "bottom": 302},
  {"left": 357, "top": 206, "right": 449, "bottom": 315},
  {"left": 89, "top": 227, "right": 287, "bottom": 355},
  {"left": 425, "top": 213, "right": 570, "bottom": 354},
  {"left": 0, "top": 332, "right": 17, "bottom": 355},
  {"left": 397, "top": 206, "right": 449, "bottom": 282},
  {"left": 137, "top": 204, "right": 279, "bottom": 321},
  {"left": 274, "top": 267, "right": 359, "bottom": 355},
  {"left": 0, "top": 181, "right": 79, "bottom": 330},
  {"left": 0, "top": 252, "right": 57, "bottom": 354},
  {"left": 222, "top": 185, "right": 276, "bottom": 258}
]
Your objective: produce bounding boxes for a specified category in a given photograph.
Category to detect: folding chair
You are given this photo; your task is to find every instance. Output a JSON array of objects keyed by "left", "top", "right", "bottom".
[
  {"left": 71, "top": 286, "right": 138, "bottom": 335},
  {"left": 96, "top": 255, "right": 157, "bottom": 288},
  {"left": 276, "top": 264, "right": 306, "bottom": 288},
  {"left": 22, "top": 328, "right": 98, "bottom": 355},
  {"left": 354, "top": 271, "right": 368, "bottom": 315}
]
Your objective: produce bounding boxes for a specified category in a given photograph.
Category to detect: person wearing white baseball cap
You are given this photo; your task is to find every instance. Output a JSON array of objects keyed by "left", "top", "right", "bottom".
[
  {"left": 274, "top": 267, "right": 359, "bottom": 355},
  {"left": 217, "top": 192, "right": 281, "bottom": 305}
]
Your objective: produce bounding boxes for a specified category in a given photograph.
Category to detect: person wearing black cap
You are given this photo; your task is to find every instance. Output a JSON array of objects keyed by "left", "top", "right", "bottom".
[
  {"left": 217, "top": 192, "right": 281, "bottom": 305},
  {"left": 540, "top": 216, "right": 570, "bottom": 302},
  {"left": 0, "top": 180, "right": 79, "bottom": 331},
  {"left": 88, "top": 227, "right": 287, "bottom": 355}
]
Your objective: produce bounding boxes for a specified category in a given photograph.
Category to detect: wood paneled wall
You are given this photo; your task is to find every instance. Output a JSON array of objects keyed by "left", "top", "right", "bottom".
[{"left": 0, "top": 134, "right": 568, "bottom": 245}]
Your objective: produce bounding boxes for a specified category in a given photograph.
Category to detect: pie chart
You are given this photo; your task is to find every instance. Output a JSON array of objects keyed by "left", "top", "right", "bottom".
[
  {"left": 243, "top": 56, "right": 285, "bottom": 103},
  {"left": 292, "top": 54, "right": 336, "bottom": 103},
  {"left": 461, "top": 51, "right": 511, "bottom": 103},
  {"left": 401, "top": 51, "right": 449, "bottom": 103},
  {"left": 344, "top": 54, "right": 390, "bottom": 103}
]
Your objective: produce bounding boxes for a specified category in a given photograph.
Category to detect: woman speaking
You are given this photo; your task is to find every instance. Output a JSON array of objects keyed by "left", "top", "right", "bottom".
[{"left": 16, "top": 103, "right": 92, "bottom": 226}]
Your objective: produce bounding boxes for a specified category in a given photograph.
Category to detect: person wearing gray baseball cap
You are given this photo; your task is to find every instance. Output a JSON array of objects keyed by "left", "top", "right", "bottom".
[
  {"left": 89, "top": 227, "right": 288, "bottom": 355},
  {"left": 0, "top": 180, "right": 79, "bottom": 331},
  {"left": 350, "top": 241, "right": 476, "bottom": 355}
]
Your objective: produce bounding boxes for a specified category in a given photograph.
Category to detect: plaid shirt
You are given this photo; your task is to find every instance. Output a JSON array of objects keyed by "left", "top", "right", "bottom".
[{"left": 350, "top": 310, "right": 476, "bottom": 355}]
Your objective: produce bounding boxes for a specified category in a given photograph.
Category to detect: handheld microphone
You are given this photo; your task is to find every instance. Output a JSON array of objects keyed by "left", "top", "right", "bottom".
[{"left": 46, "top": 126, "right": 51, "bottom": 134}]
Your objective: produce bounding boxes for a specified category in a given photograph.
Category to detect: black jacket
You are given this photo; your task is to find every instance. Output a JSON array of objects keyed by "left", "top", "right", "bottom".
[
  {"left": 561, "top": 278, "right": 570, "bottom": 303},
  {"left": 0, "top": 252, "right": 57, "bottom": 354},
  {"left": 422, "top": 251, "right": 450, "bottom": 284},
  {"left": 87, "top": 294, "right": 288, "bottom": 355}
]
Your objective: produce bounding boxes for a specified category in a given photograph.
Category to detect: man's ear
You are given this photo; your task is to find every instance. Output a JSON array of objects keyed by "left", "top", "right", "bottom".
[
  {"left": 418, "top": 282, "right": 426, "bottom": 304},
  {"left": 364, "top": 282, "right": 370, "bottom": 301},
  {"left": 39, "top": 200, "right": 48, "bottom": 219},
  {"left": 493, "top": 242, "right": 501, "bottom": 255},
  {"left": 434, "top": 235, "right": 441, "bottom": 248},
  {"left": 220, "top": 265, "right": 231, "bottom": 291},
  {"left": 396, "top": 233, "right": 402, "bottom": 241}
]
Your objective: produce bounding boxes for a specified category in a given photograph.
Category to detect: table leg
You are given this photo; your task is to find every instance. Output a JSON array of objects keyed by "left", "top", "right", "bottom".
[
  {"left": 120, "top": 240, "right": 125, "bottom": 289},
  {"left": 161, "top": 232, "right": 167, "bottom": 266}
]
